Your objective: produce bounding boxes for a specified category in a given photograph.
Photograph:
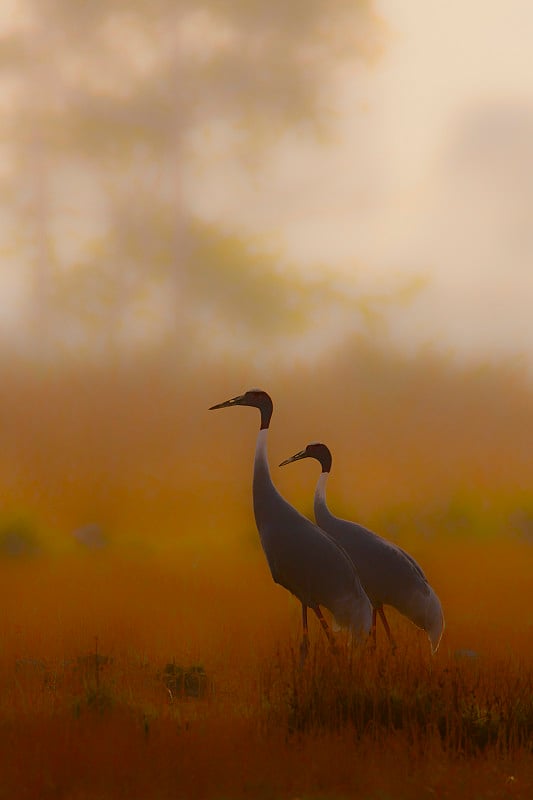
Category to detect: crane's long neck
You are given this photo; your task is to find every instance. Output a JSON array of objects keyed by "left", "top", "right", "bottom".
[
  {"left": 254, "top": 428, "right": 270, "bottom": 482},
  {"left": 314, "top": 470, "right": 334, "bottom": 526},
  {"left": 253, "top": 428, "right": 277, "bottom": 528}
]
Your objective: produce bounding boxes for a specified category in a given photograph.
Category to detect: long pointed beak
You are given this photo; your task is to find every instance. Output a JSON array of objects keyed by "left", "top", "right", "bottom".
[
  {"left": 209, "top": 394, "right": 245, "bottom": 410},
  {"left": 279, "top": 450, "right": 307, "bottom": 467}
]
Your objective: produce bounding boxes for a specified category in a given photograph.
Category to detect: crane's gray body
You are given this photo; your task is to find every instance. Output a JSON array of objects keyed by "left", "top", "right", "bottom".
[
  {"left": 254, "top": 431, "right": 372, "bottom": 636},
  {"left": 313, "top": 472, "right": 444, "bottom": 652}
]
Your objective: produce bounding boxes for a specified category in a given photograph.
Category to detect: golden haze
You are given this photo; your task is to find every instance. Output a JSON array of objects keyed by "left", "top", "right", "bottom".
[{"left": 0, "top": 347, "right": 532, "bottom": 797}]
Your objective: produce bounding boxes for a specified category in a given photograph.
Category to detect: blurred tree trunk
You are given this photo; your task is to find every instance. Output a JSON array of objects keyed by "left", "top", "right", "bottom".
[{"left": 27, "top": 132, "right": 55, "bottom": 348}]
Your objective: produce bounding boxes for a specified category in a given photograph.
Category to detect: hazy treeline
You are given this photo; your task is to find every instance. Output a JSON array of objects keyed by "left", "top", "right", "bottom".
[
  {"left": 0, "top": 341, "right": 531, "bottom": 555},
  {"left": 1, "top": 0, "right": 381, "bottom": 359}
]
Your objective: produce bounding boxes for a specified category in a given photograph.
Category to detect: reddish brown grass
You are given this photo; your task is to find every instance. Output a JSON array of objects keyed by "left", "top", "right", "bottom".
[{"left": 1, "top": 538, "right": 532, "bottom": 799}]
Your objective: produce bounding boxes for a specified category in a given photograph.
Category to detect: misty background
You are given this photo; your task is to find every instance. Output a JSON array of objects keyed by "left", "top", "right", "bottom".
[
  {"left": 0, "top": 0, "right": 531, "bottom": 561},
  {"left": 0, "top": 0, "right": 531, "bottom": 367}
]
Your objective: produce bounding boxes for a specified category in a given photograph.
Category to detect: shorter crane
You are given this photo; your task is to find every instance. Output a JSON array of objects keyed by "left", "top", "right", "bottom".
[{"left": 280, "top": 442, "right": 444, "bottom": 653}]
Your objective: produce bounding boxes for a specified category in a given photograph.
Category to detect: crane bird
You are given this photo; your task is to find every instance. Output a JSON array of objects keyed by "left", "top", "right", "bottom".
[
  {"left": 279, "top": 442, "right": 444, "bottom": 654},
  {"left": 209, "top": 390, "right": 372, "bottom": 660}
]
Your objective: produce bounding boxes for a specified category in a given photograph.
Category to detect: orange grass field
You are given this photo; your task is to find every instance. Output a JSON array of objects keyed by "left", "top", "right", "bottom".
[{"left": 0, "top": 350, "right": 532, "bottom": 799}]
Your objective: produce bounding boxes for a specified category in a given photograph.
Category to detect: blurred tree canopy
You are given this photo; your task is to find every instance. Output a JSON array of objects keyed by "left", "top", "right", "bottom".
[{"left": 0, "top": 0, "right": 382, "bottom": 360}]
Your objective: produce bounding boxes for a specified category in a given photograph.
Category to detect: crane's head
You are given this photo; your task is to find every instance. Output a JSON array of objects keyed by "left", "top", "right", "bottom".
[
  {"left": 279, "top": 442, "right": 332, "bottom": 473},
  {"left": 209, "top": 388, "right": 273, "bottom": 429}
]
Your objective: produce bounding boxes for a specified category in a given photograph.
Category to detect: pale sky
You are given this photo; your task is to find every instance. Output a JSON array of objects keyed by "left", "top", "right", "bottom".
[
  {"left": 2, "top": 0, "right": 533, "bottom": 366},
  {"left": 192, "top": 0, "right": 533, "bottom": 365}
]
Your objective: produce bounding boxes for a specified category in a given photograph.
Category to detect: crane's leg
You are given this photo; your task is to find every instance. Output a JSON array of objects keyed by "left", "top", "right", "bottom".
[
  {"left": 371, "top": 607, "right": 378, "bottom": 648},
  {"left": 377, "top": 607, "right": 397, "bottom": 652},
  {"left": 300, "top": 604, "right": 310, "bottom": 665},
  {"left": 312, "top": 605, "right": 337, "bottom": 653}
]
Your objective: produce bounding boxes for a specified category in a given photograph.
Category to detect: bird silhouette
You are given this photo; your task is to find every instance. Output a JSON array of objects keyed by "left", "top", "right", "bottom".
[
  {"left": 280, "top": 442, "right": 444, "bottom": 653},
  {"left": 209, "top": 390, "right": 372, "bottom": 660}
]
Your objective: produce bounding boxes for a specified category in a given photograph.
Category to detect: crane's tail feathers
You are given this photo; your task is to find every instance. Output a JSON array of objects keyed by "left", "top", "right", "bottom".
[
  {"left": 426, "top": 591, "right": 445, "bottom": 654},
  {"left": 429, "top": 616, "right": 445, "bottom": 655},
  {"left": 334, "top": 596, "right": 372, "bottom": 641}
]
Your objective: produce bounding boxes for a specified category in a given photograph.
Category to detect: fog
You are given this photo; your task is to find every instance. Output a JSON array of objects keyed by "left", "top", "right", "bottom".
[
  {"left": 191, "top": 0, "right": 533, "bottom": 365},
  {"left": 0, "top": 1, "right": 531, "bottom": 369}
]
